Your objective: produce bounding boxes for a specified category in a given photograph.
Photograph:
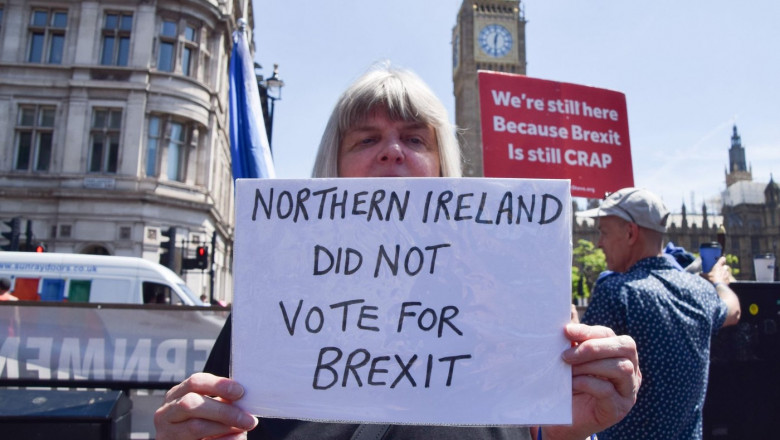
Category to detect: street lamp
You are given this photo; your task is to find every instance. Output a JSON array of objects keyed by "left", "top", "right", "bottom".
[
  {"left": 254, "top": 63, "right": 284, "bottom": 153},
  {"left": 265, "top": 64, "right": 284, "bottom": 150}
]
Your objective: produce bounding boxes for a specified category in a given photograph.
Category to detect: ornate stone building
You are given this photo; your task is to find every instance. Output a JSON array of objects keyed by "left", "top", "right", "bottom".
[
  {"left": 452, "top": 0, "right": 526, "bottom": 177},
  {"left": 719, "top": 126, "right": 779, "bottom": 280},
  {"left": 0, "top": 0, "right": 256, "bottom": 302}
]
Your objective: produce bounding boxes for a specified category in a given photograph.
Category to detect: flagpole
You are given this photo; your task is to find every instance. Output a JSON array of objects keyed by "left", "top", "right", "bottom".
[{"left": 228, "top": 19, "right": 276, "bottom": 180}]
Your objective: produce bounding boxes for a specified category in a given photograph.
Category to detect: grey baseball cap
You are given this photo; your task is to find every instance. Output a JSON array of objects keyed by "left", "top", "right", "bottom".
[{"left": 579, "top": 187, "right": 670, "bottom": 233}]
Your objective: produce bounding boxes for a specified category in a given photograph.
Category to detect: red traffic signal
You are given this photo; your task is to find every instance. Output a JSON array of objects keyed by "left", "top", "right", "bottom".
[
  {"left": 183, "top": 245, "right": 209, "bottom": 271},
  {"left": 35, "top": 243, "right": 47, "bottom": 253},
  {"left": 195, "top": 246, "right": 209, "bottom": 269}
]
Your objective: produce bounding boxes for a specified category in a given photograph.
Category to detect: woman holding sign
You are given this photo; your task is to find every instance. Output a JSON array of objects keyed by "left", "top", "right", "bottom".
[{"left": 155, "top": 64, "right": 641, "bottom": 440}]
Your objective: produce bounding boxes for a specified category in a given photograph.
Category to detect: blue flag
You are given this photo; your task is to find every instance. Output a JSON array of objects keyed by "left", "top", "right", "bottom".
[{"left": 228, "top": 28, "right": 275, "bottom": 179}]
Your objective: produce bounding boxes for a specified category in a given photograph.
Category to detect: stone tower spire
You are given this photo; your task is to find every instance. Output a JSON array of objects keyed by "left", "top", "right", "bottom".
[
  {"left": 702, "top": 203, "right": 709, "bottom": 230},
  {"left": 725, "top": 124, "right": 753, "bottom": 187}
]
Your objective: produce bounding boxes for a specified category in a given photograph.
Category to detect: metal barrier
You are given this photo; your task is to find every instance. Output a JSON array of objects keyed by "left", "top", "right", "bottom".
[
  {"left": 0, "top": 388, "right": 132, "bottom": 440},
  {"left": 704, "top": 282, "right": 780, "bottom": 439}
]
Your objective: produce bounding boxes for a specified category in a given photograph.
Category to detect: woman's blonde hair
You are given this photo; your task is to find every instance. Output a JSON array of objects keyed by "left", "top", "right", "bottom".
[{"left": 311, "top": 64, "right": 462, "bottom": 177}]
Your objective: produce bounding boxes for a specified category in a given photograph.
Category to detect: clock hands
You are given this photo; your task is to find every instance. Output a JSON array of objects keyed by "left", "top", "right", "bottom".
[{"left": 479, "top": 24, "right": 512, "bottom": 58}]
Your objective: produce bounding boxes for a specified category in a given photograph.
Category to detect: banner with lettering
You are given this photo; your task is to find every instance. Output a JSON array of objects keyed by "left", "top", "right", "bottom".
[
  {"left": 233, "top": 178, "right": 572, "bottom": 425},
  {"left": 0, "top": 303, "right": 227, "bottom": 383},
  {"left": 479, "top": 71, "right": 634, "bottom": 198}
]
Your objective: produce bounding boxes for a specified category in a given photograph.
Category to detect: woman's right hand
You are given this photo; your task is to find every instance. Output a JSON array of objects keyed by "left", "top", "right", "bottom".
[{"left": 154, "top": 372, "right": 258, "bottom": 440}]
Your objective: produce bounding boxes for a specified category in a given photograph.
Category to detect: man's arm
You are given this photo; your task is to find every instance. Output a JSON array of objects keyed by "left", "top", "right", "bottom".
[
  {"left": 714, "top": 283, "right": 741, "bottom": 327},
  {"left": 704, "top": 257, "right": 741, "bottom": 327}
]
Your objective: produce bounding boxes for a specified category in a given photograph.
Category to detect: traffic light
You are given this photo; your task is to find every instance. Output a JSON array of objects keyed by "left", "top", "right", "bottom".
[
  {"left": 159, "top": 227, "right": 177, "bottom": 269},
  {"left": 1, "top": 218, "right": 21, "bottom": 251},
  {"left": 35, "top": 243, "right": 47, "bottom": 253},
  {"left": 195, "top": 246, "right": 209, "bottom": 269},
  {"left": 183, "top": 245, "right": 209, "bottom": 270}
]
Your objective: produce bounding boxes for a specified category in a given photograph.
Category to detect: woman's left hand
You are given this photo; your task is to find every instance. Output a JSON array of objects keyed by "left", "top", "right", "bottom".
[{"left": 543, "top": 323, "right": 641, "bottom": 440}]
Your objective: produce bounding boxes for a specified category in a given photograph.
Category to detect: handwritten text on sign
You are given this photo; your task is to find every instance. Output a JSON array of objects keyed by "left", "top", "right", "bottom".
[{"left": 233, "top": 178, "right": 572, "bottom": 425}]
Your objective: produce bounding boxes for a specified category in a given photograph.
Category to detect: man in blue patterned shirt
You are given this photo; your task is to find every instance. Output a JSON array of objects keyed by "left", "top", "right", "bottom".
[{"left": 579, "top": 187, "right": 741, "bottom": 440}]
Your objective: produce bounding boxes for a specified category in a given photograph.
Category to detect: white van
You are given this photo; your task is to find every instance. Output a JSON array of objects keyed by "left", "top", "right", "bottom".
[{"left": 0, "top": 252, "right": 205, "bottom": 306}]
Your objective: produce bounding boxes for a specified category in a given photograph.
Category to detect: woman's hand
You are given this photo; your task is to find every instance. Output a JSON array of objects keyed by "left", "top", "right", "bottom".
[
  {"left": 543, "top": 323, "right": 641, "bottom": 440},
  {"left": 154, "top": 372, "right": 258, "bottom": 440}
]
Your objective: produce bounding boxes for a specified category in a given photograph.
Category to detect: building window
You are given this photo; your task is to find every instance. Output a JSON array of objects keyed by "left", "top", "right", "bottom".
[
  {"left": 14, "top": 105, "right": 55, "bottom": 172},
  {"left": 750, "top": 237, "right": 761, "bottom": 256},
  {"left": 28, "top": 9, "right": 68, "bottom": 64},
  {"left": 146, "top": 115, "right": 192, "bottom": 182},
  {"left": 89, "top": 109, "right": 122, "bottom": 173},
  {"left": 155, "top": 17, "right": 209, "bottom": 80},
  {"left": 146, "top": 116, "right": 161, "bottom": 176},
  {"left": 181, "top": 24, "right": 197, "bottom": 76},
  {"left": 100, "top": 12, "right": 132, "bottom": 66},
  {"left": 166, "top": 121, "right": 187, "bottom": 181},
  {"left": 157, "top": 19, "right": 177, "bottom": 72}
]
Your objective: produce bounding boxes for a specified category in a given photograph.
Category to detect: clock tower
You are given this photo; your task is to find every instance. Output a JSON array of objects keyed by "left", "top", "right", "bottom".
[{"left": 453, "top": 0, "right": 527, "bottom": 176}]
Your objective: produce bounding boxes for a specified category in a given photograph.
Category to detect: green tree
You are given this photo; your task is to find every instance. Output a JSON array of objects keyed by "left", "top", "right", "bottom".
[
  {"left": 572, "top": 239, "right": 606, "bottom": 300},
  {"left": 725, "top": 253, "right": 740, "bottom": 277}
]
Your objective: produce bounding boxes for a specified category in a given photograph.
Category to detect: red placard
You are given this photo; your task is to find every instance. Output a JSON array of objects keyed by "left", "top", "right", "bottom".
[{"left": 479, "top": 71, "right": 634, "bottom": 198}]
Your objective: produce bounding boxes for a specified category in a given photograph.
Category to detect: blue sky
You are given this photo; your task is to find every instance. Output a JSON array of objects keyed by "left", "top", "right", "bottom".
[{"left": 252, "top": 0, "right": 780, "bottom": 212}]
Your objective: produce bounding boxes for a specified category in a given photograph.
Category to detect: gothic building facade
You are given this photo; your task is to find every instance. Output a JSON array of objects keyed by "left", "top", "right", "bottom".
[
  {"left": 0, "top": 0, "right": 257, "bottom": 302},
  {"left": 574, "top": 125, "right": 778, "bottom": 281},
  {"left": 719, "top": 126, "right": 779, "bottom": 280}
]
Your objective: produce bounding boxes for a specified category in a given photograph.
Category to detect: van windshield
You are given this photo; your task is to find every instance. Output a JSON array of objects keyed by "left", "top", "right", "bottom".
[{"left": 178, "top": 283, "right": 204, "bottom": 305}]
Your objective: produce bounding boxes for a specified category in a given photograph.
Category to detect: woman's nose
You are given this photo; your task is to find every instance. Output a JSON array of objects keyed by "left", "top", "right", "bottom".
[{"left": 378, "top": 137, "right": 405, "bottom": 163}]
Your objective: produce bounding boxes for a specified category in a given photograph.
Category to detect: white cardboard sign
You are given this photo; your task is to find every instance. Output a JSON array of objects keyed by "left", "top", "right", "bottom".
[{"left": 233, "top": 178, "right": 572, "bottom": 426}]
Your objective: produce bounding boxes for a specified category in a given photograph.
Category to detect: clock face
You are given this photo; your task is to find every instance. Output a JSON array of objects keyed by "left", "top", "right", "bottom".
[{"left": 478, "top": 24, "right": 513, "bottom": 58}]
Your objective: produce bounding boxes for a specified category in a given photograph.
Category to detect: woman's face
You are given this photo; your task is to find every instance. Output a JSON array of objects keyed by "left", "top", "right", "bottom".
[{"left": 338, "top": 109, "right": 440, "bottom": 178}]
